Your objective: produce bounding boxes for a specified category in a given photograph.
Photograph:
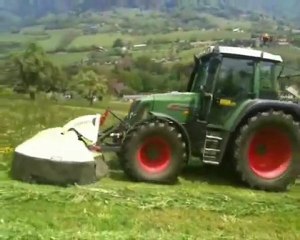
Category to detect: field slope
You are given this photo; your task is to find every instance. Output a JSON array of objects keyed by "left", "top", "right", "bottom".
[{"left": 0, "top": 97, "right": 299, "bottom": 240}]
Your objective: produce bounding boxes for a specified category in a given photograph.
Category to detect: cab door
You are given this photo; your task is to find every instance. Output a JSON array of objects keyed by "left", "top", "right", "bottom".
[{"left": 207, "top": 56, "right": 256, "bottom": 127}]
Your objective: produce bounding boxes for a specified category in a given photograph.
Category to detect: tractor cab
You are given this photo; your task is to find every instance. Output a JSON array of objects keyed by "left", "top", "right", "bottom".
[{"left": 187, "top": 46, "right": 283, "bottom": 124}]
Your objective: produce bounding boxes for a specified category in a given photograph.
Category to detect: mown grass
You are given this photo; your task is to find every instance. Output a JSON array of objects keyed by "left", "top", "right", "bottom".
[
  {"left": 70, "top": 32, "right": 134, "bottom": 49},
  {"left": 37, "top": 29, "right": 73, "bottom": 52},
  {"left": 0, "top": 33, "right": 33, "bottom": 43},
  {"left": 0, "top": 95, "right": 299, "bottom": 239},
  {"left": 47, "top": 52, "right": 89, "bottom": 66},
  {"left": 0, "top": 28, "right": 78, "bottom": 53}
]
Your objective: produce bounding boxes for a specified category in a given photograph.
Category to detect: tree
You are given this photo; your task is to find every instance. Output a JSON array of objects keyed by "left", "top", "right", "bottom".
[
  {"left": 71, "top": 69, "right": 108, "bottom": 105},
  {"left": 112, "top": 38, "right": 124, "bottom": 48},
  {"left": 11, "top": 43, "right": 62, "bottom": 100},
  {"left": 134, "top": 56, "right": 166, "bottom": 75},
  {"left": 117, "top": 70, "right": 143, "bottom": 92}
]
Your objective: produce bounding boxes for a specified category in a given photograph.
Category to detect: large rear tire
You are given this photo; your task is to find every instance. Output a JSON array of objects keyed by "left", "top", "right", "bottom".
[
  {"left": 234, "top": 111, "right": 300, "bottom": 191},
  {"left": 120, "top": 119, "right": 186, "bottom": 184}
]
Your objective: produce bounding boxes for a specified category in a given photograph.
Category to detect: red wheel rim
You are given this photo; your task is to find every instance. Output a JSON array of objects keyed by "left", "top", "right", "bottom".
[
  {"left": 137, "top": 136, "right": 171, "bottom": 173},
  {"left": 248, "top": 127, "right": 292, "bottom": 179}
]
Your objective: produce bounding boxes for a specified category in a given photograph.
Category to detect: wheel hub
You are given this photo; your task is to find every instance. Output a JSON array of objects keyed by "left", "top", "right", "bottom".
[
  {"left": 137, "top": 136, "right": 171, "bottom": 173},
  {"left": 248, "top": 127, "right": 292, "bottom": 179},
  {"left": 145, "top": 146, "right": 161, "bottom": 160},
  {"left": 255, "top": 144, "right": 267, "bottom": 155}
]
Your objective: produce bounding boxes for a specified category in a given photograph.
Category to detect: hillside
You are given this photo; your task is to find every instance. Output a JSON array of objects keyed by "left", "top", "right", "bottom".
[{"left": 0, "top": 0, "right": 299, "bottom": 21}]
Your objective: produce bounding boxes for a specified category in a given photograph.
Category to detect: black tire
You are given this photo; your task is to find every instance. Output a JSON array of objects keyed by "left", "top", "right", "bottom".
[
  {"left": 218, "top": 149, "right": 242, "bottom": 184},
  {"left": 120, "top": 119, "right": 186, "bottom": 184},
  {"left": 116, "top": 151, "right": 122, "bottom": 163},
  {"left": 234, "top": 110, "right": 300, "bottom": 192}
]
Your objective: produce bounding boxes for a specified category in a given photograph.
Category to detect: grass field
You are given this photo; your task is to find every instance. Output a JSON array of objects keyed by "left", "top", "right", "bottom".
[
  {"left": 258, "top": 45, "right": 300, "bottom": 63},
  {"left": 0, "top": 95, "right": 299, "bottom": 239},
  {"left": 70, "top": 30, "right": 250, "bottom": 49},
  {"left": 0, "top": 33, "right": 34, "bottom": 43},
  {"left": 48, "top": 52, "right": 89, "bottom": 66}
]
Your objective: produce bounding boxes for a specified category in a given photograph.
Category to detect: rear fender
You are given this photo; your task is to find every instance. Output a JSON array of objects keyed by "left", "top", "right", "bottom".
[
  {"left": 149, "top": 111, "right": 191, "bottom": 162},
  {"left": 221, "top": 100, "right": 300, "bottom": 163},
  {"left": 231, "top": 100, "right": 300, "bottom": 132}
]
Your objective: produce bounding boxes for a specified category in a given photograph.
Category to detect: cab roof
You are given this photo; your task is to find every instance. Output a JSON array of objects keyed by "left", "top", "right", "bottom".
[{"left": 201, "top": 45, "right": 283, "bottom": 63}]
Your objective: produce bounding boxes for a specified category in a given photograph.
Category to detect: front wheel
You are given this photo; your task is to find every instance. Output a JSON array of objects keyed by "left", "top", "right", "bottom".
[
  {"left": 234, "top": 111, "right": 300, "bottom": 191},
  {"left": 120, "top": 119, "right": 186, "bottom": 184}
]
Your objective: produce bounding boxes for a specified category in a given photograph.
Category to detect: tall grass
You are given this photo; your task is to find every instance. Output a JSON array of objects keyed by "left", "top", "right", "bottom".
[{"left": 0, "top": 95, "right": 129, "bottom": 149}]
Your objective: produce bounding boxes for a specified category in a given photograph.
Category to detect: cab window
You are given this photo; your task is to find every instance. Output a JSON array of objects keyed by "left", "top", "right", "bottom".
[
  {"left": 215, "top": 57, "right": 254, "bottom": 100},
  {"left": 259, "top": 61, "right": 280, "bottom": 99},
  {"left": 191, "top": 57, "right": 209, "bottom": 92}
]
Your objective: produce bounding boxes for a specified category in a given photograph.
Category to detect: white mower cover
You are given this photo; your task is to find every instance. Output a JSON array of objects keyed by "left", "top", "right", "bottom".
[
  {"left": 15, "top": 114, "right": 101, "bottom": 162},
  {"left": 11, "top": 114, "right": 109, "bottom": 186}
]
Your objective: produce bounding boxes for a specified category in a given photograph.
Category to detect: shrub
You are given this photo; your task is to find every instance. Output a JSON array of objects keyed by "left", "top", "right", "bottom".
[{"left": 112, "top": 38, "right": 124, "bottom": 48}]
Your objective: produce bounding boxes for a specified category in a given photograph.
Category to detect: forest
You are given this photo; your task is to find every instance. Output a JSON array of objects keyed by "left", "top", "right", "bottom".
[{"left": 0, "top": 0, "right": 299, "bottom": 21}]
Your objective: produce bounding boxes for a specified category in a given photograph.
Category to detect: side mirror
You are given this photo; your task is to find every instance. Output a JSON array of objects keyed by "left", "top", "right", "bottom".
[{"left": 208, "top": 56, "right": 221, "bottom": 74}]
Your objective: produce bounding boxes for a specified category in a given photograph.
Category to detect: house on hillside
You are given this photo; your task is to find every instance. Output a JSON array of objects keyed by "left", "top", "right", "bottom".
[
  {"left": 108, "top": 81, "right": 132, "bottom": 98},
  {"left": 232, "top": 28, "right": 244, "bottom": 33},
  {"left": 111, "top": 82, "right": 128, "bottom": 97},
  {"left": 292, "top": 29, "right": 300, "bottom": 34},
  {"left": 83, "top": 24, "right": 100, "bottom": 34},
  {"left": 133, "top": 44, "right": 147, "bottom": 49},
  {"left": 115, "top": 55, "right": 133, "bottom": 71},
  {"left": 190, "top": 41, "right": 215, "bottom": 48},
  {"left": 92, "top": 45, "right": 107, "bottom": 52},
  {"left": 277, "top": 38, "right": 290, "bottom": 46}
]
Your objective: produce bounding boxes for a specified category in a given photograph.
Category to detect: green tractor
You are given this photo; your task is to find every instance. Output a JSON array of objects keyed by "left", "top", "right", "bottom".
[{"left": 99, "top": 46, "right": 300, "bottom": 192}]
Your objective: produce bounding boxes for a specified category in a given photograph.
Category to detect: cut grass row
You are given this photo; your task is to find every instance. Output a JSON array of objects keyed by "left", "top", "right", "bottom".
[{"left": 0, "top": 173, "right": 299, "bottom": 240}]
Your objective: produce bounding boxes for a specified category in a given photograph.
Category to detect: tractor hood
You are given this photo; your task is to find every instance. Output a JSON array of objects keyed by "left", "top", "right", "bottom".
[
  {"left": 152, "top": 91, "right": 198, "bottom": 105},
  {"left": 127, "top": 92, "right": 199, "bottom": 124},
  {"left": 150, "top": 91, "right": 199, "bottom": 123}
]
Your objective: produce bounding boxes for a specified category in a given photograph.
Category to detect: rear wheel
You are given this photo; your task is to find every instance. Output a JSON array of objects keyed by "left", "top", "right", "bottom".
[
  {"left": 120, "top": 119, "right": 186, "bottom": 183},
  {"left": 234, "top": 111, "right": 300, "bottom": 191}
]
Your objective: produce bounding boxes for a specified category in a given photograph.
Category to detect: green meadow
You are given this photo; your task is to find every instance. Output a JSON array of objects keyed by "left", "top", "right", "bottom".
[{"left": 0, "top": 94, "right": 299, "bottom": 240}]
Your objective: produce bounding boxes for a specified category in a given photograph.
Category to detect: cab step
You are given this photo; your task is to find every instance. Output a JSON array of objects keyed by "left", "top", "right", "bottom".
[{"left": 202, "top": 132, "right": 223, "bottom": 165}]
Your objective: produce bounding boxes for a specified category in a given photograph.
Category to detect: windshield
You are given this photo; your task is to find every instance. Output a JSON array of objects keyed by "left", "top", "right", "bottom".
[{"left": 190, "top": 56, "right": 210, "bottom": 92}]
